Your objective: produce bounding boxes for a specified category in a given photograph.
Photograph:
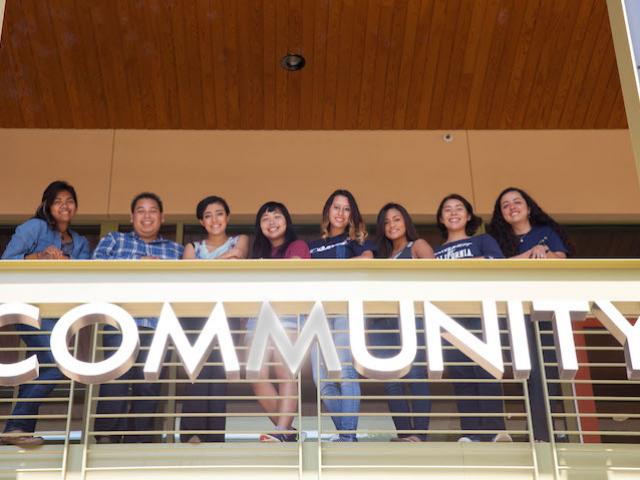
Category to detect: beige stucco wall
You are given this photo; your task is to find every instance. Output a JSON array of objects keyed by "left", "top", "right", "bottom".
[{"left": 1, "top": 129, "right": 638, "bottom": 223}]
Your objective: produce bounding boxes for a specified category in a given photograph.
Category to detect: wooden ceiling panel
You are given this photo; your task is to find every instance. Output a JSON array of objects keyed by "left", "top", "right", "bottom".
[
  {"left": 0, "top": 48, "right": 23, "bottom": 125},
  {"left": 487, "top": 0, "right": 526, "bottom": 128},
  {"left": 8, "top": 1, "right": 50, "bottom": 126},
  {"left": 510, "top": 0, "right": 554, "bottom": 128},
  {"left": 471, "top": 0, "right": 512, "bottom": 129},
  {"left": 413, "top": 0, "right": 444, "bottom": 128},
  {"left": 355, "top": 1, "right": 379, "bottom": 128},
  {"left": 585, "top": 33, "right": 618, "bottom": 128},
  {"left": 439, "top": 0, "right": 473, "bottom": 128},
  {"left": 460, "top": 0, "right": 500, "bottom": 128},
  {"left": 558, "top": 0, "right": 607, "bottom": 127},
  {"left": 0, "top": 0, "right": 627, "bottom": 129},
  {"left": 402, "top": 0, "right": 433, "bottom": 128},
  {"left": 571, "top": 5, "right": 614, "bottom": 127},
  {"left": 545, "top": 0, "right": 595, "bottom": 128},
  {"left": 427, "top": 0, "right": 464, "bottom": 129},
  {"left": 390, "top": 0, "right": 419, "bottom": 128},
  {"left": 526, "top": 0, "right": 574, "bottom": 129}
]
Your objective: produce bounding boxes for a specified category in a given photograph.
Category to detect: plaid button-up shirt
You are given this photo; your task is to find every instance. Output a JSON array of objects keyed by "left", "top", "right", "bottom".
[{"left": 93, "top": 231, "right": 184, "bottom": 328}]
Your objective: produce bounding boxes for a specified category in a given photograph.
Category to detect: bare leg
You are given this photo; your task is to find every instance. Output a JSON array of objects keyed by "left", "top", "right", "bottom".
[
  {"left": 251, "top": 348, "right": 280, "bottom": 425},
  {"left": 249, "top": 329, "right": 299, "bottom": 431},
  {"left": 274, "top": 352, "right": 297, "bottom": 429},
  {"left": 273, "top": 329, "right": 298, "bottom": 430}
]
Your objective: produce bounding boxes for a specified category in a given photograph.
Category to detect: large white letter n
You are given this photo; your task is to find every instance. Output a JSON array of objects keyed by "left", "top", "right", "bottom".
[{"left": 424, "top": 300, "right": 503, "bottom": 379}]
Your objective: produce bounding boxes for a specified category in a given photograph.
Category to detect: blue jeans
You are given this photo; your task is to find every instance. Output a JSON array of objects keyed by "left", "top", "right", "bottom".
[
  {"left": 94, "top": 326, "right": 163, "bottom": 443},
  {"left": 367, "top": 317, "right": 429, "bottom": 440},
  {"left": 311, "top": 316, "right": 360, "bottom": 440},
  {"left": 446, "top": 317, "right": 506, "bottom": 441},
  {"left": 4, "top": 319, "right": 65, "bottom": 434}
]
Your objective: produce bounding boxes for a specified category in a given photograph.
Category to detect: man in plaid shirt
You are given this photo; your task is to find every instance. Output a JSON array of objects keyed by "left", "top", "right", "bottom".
[{"left": 93, "top": 192, "right": 183, "bottom": 443}]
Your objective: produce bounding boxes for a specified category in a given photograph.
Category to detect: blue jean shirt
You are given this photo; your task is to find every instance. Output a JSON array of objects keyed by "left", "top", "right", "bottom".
[{"left": 2, "top": 218, "right": 91, "bottom": 260}]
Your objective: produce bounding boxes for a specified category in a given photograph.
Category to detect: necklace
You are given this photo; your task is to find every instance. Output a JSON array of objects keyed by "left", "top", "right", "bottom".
[{"left": 517, "top": 228, "right": 532, "bottom": 243}]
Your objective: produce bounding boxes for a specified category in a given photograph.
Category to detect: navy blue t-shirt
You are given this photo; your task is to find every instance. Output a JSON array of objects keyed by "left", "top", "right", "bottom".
[
  {"left": 517, "top": 225, "right": 568, "bottom": 255},
  {"left": 434, "top": 234, "right": 504, "bottom": 259},
  {"left": 308, "top": 233, "right": 375, "bottom": 259}
]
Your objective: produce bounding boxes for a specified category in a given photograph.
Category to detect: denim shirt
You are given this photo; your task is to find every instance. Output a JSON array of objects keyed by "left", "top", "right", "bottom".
[{"left": 2, "top": 218, "right": 91, "bottom": 260}]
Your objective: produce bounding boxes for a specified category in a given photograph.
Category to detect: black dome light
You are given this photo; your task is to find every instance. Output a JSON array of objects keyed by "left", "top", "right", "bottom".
[{"left": 281, "top": 53, "right": 306, "bottom": 71}]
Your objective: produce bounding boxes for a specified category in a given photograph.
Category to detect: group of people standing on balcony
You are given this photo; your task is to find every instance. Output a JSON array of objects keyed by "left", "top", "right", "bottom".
[{"left": 1, "top": 180, "right": 572, "bottom": 447}]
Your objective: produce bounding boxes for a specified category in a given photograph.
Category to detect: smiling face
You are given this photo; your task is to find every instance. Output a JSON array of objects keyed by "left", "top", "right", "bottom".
[
  {"left": 131, "top": 197, "right": 164, "bottom": 242},
  {"left": 200, "top": 202, "right": 229, "bottom": 237},
  {"left": 49, "top": 190, "right": 77, "bottom": 227},
  {"left": 260, "top": 208, "right": 287, "bottom": 246},
  {"left": 384, "top": 208, "right": 407, "bottom": 242},
  {"left": 328, "top": 195, "right": 351, "bottom": 235},
  {"left": 440, "top": 198, "right": 471, "bottom": 235},
  {"left": 499, "top": 190, "right": 530, "bottom": 228}
]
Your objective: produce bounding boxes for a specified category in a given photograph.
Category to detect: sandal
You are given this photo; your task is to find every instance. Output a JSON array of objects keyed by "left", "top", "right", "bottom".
[
  {"left": 1, "top": 431, "right": 44, "bottom": 448},
  {"left": 391, "top": 435, "right": 422, "bottom": 442}
]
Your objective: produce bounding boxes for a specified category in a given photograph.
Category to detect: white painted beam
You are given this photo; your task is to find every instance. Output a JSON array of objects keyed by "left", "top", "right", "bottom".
[
  {"left": 0, "top": 0, "right": 5, "bottom": 45},
  {"left": 607, "top": 0, "right": 640, "bottom": 186}
]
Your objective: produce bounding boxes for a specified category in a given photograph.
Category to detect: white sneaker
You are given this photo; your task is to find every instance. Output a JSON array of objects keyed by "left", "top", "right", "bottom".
[
  {"left": 457, "top": 436, "right": 475, "bottom": 443},
  {"left": 492, "top": 433, "right": 513, "bottom": 442}
]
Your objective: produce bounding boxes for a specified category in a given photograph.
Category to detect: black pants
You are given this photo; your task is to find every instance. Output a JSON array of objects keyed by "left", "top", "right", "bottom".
[
  {"left": 94, "top": 326, "right": 162, "bottom": 443},
  {"left": 179, "top": 318, "right": 228, "bottom": 443},
  {"left": 446, "top": 318, "right": 506, "bottom": 441}
]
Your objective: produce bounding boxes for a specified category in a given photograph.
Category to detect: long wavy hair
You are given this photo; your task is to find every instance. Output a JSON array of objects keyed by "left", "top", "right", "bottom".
[
  {"left": 251, "top": 201, "right": 298, "bottom": 258},
  {"left": 436, "top": 193, "right": 483, "bottom": 240},
  {"left": 375, "top": 203, "right": 419, "bottom": 258},
  {"left": 34, "top": 180, "right": 78, "bottom": 230},
  {"left": 487, "top": 187, "right": 575, "bottom": 257},
  {"left": 320, "top": 189, "right": 367, "bottom": 244}
]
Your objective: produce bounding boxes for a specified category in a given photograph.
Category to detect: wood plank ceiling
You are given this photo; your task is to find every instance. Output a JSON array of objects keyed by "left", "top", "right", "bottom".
[{"left": 0, "top": 0, "right": 627, "bottom": 129}]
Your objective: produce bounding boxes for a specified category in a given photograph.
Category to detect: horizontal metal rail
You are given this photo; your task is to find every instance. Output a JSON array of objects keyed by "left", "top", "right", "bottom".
[{"left": 0, "top": 260, "right": 638, "bottom": 480}]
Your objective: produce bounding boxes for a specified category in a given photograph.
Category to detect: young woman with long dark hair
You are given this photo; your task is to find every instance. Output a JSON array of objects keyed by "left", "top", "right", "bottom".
[
  {"left": 248, "top": 201, "right": 309, "bottom": 442},
  {"left": 371, "top": 203, "right": 433, "bottom": 442},
  {"left": 307, "top": 189, "right": 373, "bottom": 442},
  {"left": 435, "top": 194, "right": 503, "bottom": 259},
  {"left": 183, "top": 195, "right": 249, "bottom": 261},
  {"left": 180, "top": 196, "right": 249, "bottom": 444},
  {"left": 1, "top": 180, "right": 90, "bottom": 447},
  {"left": 488, "top": 187, "right": 573, "bottom": 259},
  {"left": 251, "top": 201, "right": 309, "bottom": 260},
  {"left": 434, "top": 194, "right": 510, "bottom": 442},
  {"left": 488, "top": 187, "right": 572, "bottom": 442},
  {"left": 376, "top": 202, "right": 433, "bottom": 259}
]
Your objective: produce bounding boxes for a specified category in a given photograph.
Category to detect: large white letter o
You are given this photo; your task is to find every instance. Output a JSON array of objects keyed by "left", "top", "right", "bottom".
[{"left": 51, "top": 303, "right": 139, "bottom": 384}]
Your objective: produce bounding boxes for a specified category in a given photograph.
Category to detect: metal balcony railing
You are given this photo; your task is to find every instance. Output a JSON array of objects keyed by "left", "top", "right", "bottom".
[{"left": 0, "top": 259, "right": 638, "bottom": 480}]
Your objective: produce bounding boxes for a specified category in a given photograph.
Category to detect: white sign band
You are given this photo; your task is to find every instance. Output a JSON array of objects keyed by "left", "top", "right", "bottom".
[{"left": 1, "top": 299, "right": 639, "bottom": 385}]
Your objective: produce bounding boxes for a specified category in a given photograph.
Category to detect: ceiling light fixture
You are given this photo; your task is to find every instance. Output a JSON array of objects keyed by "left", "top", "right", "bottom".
[{"left": 281, "top": 53, "right": 306, "bottom": 71}]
